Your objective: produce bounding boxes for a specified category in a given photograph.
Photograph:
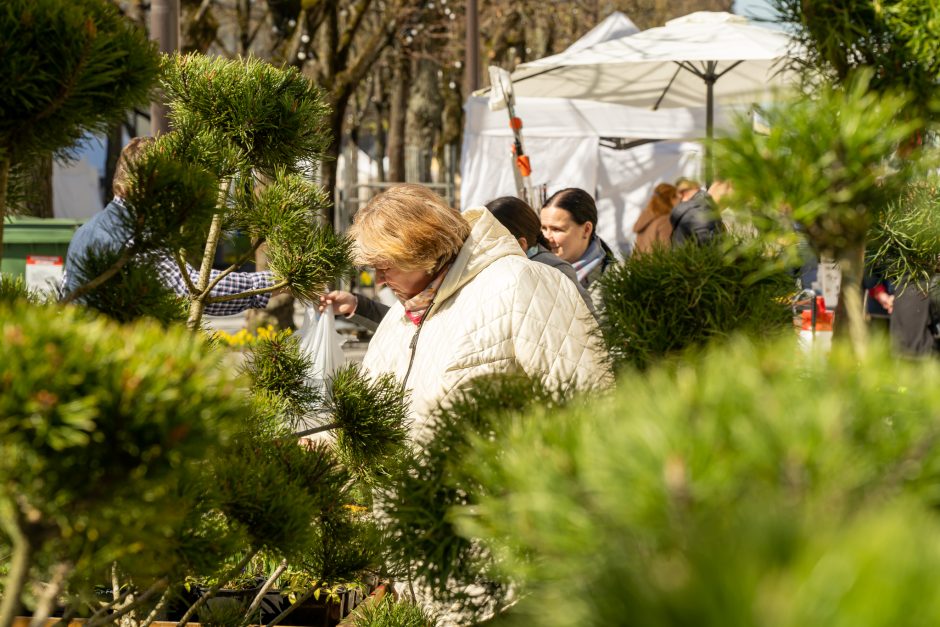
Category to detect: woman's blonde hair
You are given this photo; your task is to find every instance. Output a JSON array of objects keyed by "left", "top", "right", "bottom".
[{"left": 350, "top": 184, "right": 470, "bottom": 273}]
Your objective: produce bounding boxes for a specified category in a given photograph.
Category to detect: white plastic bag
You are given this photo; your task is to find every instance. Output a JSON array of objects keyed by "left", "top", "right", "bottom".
[{"left": 297, "top": 304, "right": 346, "bottom": 399}]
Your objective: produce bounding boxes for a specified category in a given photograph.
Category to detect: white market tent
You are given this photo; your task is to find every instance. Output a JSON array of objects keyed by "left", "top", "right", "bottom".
[
  {"left": 460, "top": 11, "right": 796, "bottom": 256},
  {"left": 461, "top": 96, "right": 732, "bottom": 257}
]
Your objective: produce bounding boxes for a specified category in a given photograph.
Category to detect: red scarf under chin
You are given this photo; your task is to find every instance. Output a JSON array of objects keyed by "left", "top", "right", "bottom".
[{"left": 403, "top": 263, "right": 451, "bottom": 326}]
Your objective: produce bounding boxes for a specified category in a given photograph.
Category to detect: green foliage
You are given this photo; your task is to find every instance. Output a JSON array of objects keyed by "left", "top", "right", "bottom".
[
  {"left": 350, "top": 595, "right": 436, "bottom": 627},
  {"left": 598, "top": 240, "right": 794, "bottom": 372},
  {"left": 0, "top": 302, "right": 243, "bottom": 576},
  {"left": 380, "top": 374, "right": 561, "bottom": 617},
  {"left": 121, "top": 146, "right": 220, "bottom": 257},
  {"left": 300, "top": 507, "right": 381, "bottom": 585},
  {"left": 0, "top": 274, "right": 33, "bottom": 305},
  {"left": 867, "top": 182, "right": 940, "bottom": 285},
  {"left": 233, "top": 170, "right": 331, "bottom": 237},
  {"left": 327, "top": 365, "right": 410, "bottom": 484},
  {"left": 773, "top": 0, "right": 940, "bottom": 124},
  {"left": 242, "top": 331, "right": 321, "bottom": 425},
  {"left": 265, "top": 224, "right": 354, "bottom": 303},
  {"left": 0, "top": 0, "right": 159, "bottom": 161},
  {"left": 459, "top": 337, "right": 940, "bottom": 627},
  {"left": 71, "top": 247, "right": 187, "bottom": 325},
  {"left": 161, "top": 53, "right": 331, "bottom": 176},
  {"left": 212, "top": 417, "right": 350, "bottom": 559},
  {"left": 716, "top": 72, "right": 921, "bottom": 257}
]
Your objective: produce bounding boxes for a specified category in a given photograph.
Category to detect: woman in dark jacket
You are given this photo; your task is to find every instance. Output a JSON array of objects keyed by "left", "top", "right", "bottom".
[{"left": 486, "top": 196, "right": 596, "bottom": 315}]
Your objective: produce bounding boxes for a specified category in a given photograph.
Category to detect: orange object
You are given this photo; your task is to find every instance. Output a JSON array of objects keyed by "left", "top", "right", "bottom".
[
  {"left": 799, "top": 296, "right": 834, "bottom": 331},
  {"left": 516, "top": 155, "right": 532, "bottom": 177},
  {"left": 510, "top": 116, "right": 523, "bottom": 130}
]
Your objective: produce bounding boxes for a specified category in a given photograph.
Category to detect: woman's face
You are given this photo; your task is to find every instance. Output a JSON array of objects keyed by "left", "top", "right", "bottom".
[
  {"left": 540, "top": 206, "right": 592, "bottom": 263},
  {"left": 374, "top": 264, "right": 434, "bottom": 301}
]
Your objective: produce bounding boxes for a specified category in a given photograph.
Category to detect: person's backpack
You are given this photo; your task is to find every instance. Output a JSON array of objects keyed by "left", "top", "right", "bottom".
[{"left": 670, "top": 190, "right": 724, "bottom": 246}]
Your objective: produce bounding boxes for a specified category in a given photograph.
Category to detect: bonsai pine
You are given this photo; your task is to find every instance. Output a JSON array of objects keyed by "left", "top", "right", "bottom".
[{"left": 0, "top": 0, "right": 159, "bottom": 259}]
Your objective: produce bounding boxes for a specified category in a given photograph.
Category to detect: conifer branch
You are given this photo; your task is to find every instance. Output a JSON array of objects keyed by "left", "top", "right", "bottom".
[
  {"left": 175, "top": 551, "right": 257, "bottom": 627},
  {"left": 0, "top": 514, "right": 32, "bottom": 627},
  {"left": 60, "top": 246, "right": 136, "bottom": 305},
  {"left": 173, "top": 250, "right": 199, "bottom": 296},
  {"left": 139, "top": 587, "right": 171, "bottom": 627},
  {"left": 239, "top": 559, "right": 288, "bottom": 627},
  {"left": 264, "top": 584, "right": 320, "bottom": 627},
  {"left": 85, "top": 578, "right": 169, "bottom": 627},
  {"left": 31, "top": 23, "right": 92, "bottom": 125},
  {"left": 201, "top": 237, "right": 265, "bottom": 297},
  {"left": 206, "top": 280, "right": 288, "bottom": 304},
  {"left": 294, "top": 423, "right": 340, "bottom": 439}
]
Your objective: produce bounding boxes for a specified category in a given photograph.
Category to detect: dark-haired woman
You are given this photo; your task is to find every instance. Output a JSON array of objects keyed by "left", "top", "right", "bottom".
[
  {"left": 633, "top": 182, "right": 678, "bottom": 255},
  {"left": 540, "top": 187, "right": 615, "bottom": 307},
  {"left": 486, "top": 196, "right": 595, "bottom": 314}
]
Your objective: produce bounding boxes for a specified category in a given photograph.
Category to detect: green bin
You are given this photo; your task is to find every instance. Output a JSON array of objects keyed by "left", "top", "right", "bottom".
[{"left": 1, "top": 217, "right": 82, "bottom": 277}]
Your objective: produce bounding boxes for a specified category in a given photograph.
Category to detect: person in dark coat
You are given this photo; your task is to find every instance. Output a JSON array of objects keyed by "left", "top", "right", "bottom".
[
  {"left": 633, "top": 182, "right": 678, "bottom": 254},
  {"left": 670, "top": 178, "right": 725, "bottom": 246}
]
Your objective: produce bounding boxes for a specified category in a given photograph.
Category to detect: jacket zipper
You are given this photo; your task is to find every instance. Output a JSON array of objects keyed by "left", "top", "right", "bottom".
[{"left": 401, "top": 299, "right": 436, "bottom": 391}]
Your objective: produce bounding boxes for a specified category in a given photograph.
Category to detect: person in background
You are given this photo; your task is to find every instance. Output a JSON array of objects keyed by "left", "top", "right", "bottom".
[
  {"left": 539, "top": 188, "right": 615, "bottom": 306},
  {"left": 670, "top": 177, "right": 725, "bottom": 246},
  {"left": 485, "top": 196, "right": 595, "bottom": 314},
  {"left": 62, "top": 137, "right": 276, "bottom": 314},
  {"left": 633, "top": 183, "right": 678, "bottom": 254},
  {"left": 352, "top": 184, "right": 608, "bottom": 441}
]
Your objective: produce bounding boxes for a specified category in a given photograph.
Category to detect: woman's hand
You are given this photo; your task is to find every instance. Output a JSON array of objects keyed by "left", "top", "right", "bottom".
[{"left": 319, "top": 290, "right": 358, "bottom": 316}]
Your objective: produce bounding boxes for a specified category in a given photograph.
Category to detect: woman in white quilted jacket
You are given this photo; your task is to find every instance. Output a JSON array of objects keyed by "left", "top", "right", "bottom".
[{"left": 350, "top": 184, "right": 611, "bottom": 444}]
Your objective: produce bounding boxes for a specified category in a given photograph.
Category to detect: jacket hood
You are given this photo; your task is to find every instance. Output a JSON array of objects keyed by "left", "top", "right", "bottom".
[{"left": 431, "top": 207, "right": 525, "bottom": 314}]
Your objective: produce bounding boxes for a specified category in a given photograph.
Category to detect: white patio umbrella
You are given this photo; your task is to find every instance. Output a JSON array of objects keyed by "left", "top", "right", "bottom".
[{"left": 504, "top": 12, "right": 797, "bottom": 182}]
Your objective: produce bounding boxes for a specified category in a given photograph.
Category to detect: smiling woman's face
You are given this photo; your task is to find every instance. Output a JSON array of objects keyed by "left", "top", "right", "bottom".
[
  {"left": 374, "top": 264, "right": 433, "bottom": 301},
  {"left": 540, "top": 206, "right": 592, "bottom": 263}
]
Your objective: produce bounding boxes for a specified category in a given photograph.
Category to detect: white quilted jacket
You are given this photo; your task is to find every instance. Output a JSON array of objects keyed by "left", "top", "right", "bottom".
[{"left": 362, "top": 207, "right": 611, "bottom": 442}]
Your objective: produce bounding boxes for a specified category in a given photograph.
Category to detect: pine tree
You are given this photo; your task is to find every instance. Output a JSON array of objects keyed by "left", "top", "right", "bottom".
[
  {"left": 60, "top": 53, "right": 353, "bottom": 331},
  {"left": 0, "top": 0, "right": 159, "bottom": 260}
]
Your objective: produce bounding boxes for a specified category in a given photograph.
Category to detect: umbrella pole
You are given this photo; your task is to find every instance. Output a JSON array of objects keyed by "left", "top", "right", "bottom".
[{"left": 705, "top": 61, "right": 717, "bottom": 187}]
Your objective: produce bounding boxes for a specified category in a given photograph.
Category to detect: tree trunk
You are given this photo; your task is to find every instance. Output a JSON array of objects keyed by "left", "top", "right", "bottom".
[
  {"left": 23, "top": 154, "right": 54, "bottom": 218},
  {"left": 387, "top": 54, "right": 410, "bottom": 182},
  {"left": 320, "top": 91, "right": 350, "bottom": 230},
  {"left": 0, "top": 158, "right": 9, "bottom": 263},
  {"left": 187, "top": 182, "right": 229, "bottom": 329},
  {"left": 407, "top": 59, "right": 442, "bottom": 183},
  {"left": 834, "top": 243, "right": 868, "bottom": 357}
]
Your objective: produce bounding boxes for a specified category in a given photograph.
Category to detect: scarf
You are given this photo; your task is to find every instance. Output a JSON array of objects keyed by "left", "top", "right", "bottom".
[
  {"left": 403, "top": 263, "right": 451, "bottom": 326},
  {"left": 571, "top": 237, "right": 607, "bottom": 286}
]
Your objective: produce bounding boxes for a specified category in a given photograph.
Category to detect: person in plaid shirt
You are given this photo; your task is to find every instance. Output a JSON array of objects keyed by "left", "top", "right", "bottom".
[{"left": 61, "top": 137, "right": 275, "bottom": 315}]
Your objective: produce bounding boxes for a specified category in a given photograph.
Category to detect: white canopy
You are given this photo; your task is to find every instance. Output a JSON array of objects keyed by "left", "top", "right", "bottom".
[
  {"left": 557, "top": 11, "right": 639, "bottom": 56},
  {"left": 512, "top": 12, "right": 796, "bottom": 109}
]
